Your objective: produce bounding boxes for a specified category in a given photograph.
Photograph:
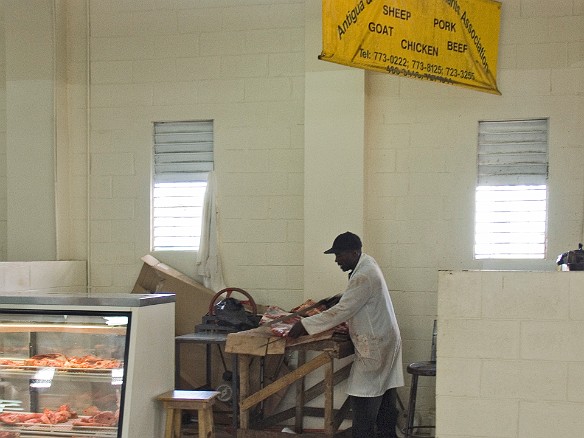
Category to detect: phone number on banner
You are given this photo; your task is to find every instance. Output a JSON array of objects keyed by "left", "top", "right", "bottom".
[{"left": 371, "top": 51, "right": 475, "bottom": 80}]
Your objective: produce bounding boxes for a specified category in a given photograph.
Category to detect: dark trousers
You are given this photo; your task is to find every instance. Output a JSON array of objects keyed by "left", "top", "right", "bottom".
[{"left": 351, "top": 388, "right": 398, "bottom": 438}]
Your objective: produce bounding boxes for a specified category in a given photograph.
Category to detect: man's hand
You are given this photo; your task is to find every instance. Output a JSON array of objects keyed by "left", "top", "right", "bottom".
[
  {"left": 318, "top": 294, "right": 341, "bottom": 309},
  {"left": 287, "top": 321, "right": 308, "bottom": 338}
]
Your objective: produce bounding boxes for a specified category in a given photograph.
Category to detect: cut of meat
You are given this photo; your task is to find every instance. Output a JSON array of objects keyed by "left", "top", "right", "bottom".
[
  {"left": 0, "top": 405, "right": 76, "bottom": 425},
  {"left": 14, "top": 354, "right": 122, "bottom": 370},
  {"left": 72, "top": 409, "right": 118, "bottom": 427},
  {"left": 23, "top": 353, "right": 68, "bottom": 367}
]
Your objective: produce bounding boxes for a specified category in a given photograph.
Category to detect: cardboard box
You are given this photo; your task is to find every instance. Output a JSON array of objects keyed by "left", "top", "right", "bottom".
[
  {"left": 133, "top": 255, "right": 220, "bottom": 389},
  {"left": 133, "top": 255, "right": 216, "bottom": 335}
]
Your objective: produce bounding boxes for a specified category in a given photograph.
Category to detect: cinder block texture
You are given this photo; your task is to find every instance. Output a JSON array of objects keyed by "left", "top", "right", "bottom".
[{"left": 438, "top": 271, "right": 584, "bottom": 438}]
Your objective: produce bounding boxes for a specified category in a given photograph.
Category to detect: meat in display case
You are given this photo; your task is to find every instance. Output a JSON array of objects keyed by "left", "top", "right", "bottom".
[{"left": 0, "top": 294, "right": 175, "bottom": 438}]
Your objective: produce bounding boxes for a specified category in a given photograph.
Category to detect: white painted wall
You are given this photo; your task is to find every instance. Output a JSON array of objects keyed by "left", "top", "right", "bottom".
[
  {"left": 83, "top": 0, "right": 307, "bottom": 309},
  {"left": 5, "top": 0, "right": 57, "bottom": 261},
  {"left": 364, "top": 1, "right": 584, "bottom": 415},
  {"left": 0, "top": 260, "right": 86, "bottom": 293},
  {"left": 0, "top": 2, "right": 5, "bottom": 260},
  {"left": 438, "top": 270, "right": 584, "bottom": 438}
]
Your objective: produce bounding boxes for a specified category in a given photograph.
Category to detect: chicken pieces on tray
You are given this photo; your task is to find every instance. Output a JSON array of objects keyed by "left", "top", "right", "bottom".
[
  {"left": 0, "top": 353, "right": 121, "bottom": 370},
  {"left": 0, "top": 404, "right": 119, "bottom": 429}
]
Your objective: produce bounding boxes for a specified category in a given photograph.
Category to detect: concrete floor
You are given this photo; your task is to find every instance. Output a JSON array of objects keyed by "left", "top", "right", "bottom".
[
  {"left": 181, "top": 424, "right": 417, "bottom": 438},
  {"left": 182, "top": 425, "right": 233, "bottom": 437},
  {"left": 179, "top": 409, "right": 419, "bottom": 438}
]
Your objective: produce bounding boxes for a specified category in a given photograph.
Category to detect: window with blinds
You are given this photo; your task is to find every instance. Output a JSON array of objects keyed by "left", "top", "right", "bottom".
[
  {"left": 474, "top": 119, "right": 548, "bottom": 259},
  {"left": 152, "top": 121, "right": 214, "bottom": 251}
]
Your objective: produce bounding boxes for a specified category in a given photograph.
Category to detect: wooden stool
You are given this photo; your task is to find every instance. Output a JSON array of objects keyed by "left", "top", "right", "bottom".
[
  {"left": 404, "top": 361, "right": 436, "bottom": 438},
  {"left": 157, "top": 390, "right": 220, "bottom": 438}
]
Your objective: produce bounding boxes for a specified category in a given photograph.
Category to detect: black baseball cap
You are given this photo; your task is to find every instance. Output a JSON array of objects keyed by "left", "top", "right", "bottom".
[{"left": 324, "top": 232, "right": 362, "bottom": 254}]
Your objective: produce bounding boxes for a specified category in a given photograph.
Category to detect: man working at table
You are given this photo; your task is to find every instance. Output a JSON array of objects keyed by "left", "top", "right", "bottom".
[{"left": 288, "top": 231, "right": 404, "bottom": 438}]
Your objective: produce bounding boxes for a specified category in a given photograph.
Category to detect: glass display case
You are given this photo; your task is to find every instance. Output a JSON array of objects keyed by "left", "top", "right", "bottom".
[{"left": 0, "top": 294, "right": 175, "bottom": 438}]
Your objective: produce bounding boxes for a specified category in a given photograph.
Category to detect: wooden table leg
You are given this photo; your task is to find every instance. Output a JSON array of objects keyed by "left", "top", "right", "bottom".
[
  {"left": 240, "top": 352, "right": 331, "bottom": 413},
  {"left": 172, "top": 408, "right": 182, "bottom": 438},
  {"left": 231, "top": 353, "right": 239, "bottom": 436},
  {"left": 323, "top": 356, "right": 334, "bottom": 436},
  {"left": 239, "top": 354, "right": 251, "bottom": 430},
  {"left": 164, "top": 407, "right": 174, "bottom": 438},
  {"left": 295, "top": 350, "right": 306, "bottom": 433},
  {"left": 198, "top": 406, "right": 215, "bottom": 438}
]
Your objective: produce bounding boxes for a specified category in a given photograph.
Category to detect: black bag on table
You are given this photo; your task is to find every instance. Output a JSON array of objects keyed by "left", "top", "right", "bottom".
[{"left": 213, "top": 297, "right": 260, "bottom": 331}]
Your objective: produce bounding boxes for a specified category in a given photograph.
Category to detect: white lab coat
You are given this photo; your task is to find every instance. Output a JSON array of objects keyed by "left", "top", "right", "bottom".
[{"left": 302, "top": 253, "right": 404, "bottom": 397}]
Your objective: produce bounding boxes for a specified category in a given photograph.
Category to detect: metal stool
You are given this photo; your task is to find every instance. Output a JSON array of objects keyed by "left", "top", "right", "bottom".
[
  {"left": 157, "top": 390, "right": 220, "bottom": 438},
  {"left": 403, "top": 360, "right": 436, "bottom": 438}
]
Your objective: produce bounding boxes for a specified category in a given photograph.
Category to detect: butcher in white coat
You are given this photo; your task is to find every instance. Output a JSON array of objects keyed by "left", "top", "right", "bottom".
[{"left": 288, "top": 232, "right": 404, "bottom": 438}]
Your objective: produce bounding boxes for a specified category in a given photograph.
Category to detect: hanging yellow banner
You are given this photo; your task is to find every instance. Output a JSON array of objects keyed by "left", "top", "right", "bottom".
[{"left": 320, "top": 0, "right": 502, "bottom": 94}]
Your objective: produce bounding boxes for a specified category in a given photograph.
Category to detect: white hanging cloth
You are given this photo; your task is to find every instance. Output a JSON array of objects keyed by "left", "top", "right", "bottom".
[{"left": 195, "top": 171, "right": 226, "bottom": 291}]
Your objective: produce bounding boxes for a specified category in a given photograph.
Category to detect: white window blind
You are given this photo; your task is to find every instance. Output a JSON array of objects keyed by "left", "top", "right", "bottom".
[
  {"left": 474, "top": 119, "right": 548, "bottom": 259},
  {"left": 152, "top": 121, "right": 213, "bottom": 251},
  {"left": 478, "top": 119, "right": 548, "bottom": 185}
]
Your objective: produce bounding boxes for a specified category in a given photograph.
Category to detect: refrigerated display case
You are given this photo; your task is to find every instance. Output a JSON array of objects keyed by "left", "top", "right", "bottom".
[{"left": 0, "top": 293, "right": 175, "bottom": 438}]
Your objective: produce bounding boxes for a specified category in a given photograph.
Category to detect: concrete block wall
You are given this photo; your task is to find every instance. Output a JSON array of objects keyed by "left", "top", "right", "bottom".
[
  {"left": 0, "top": 5, "right": 5, "bottom": 261},
  {"left": 363, "top": 0, "right": 584, "bottom": 419},
  {"left": 0, "top": 261, "right": 86, "bottom": 293},
  {"left": 86, "top": 0, "right": 306, "bottom": 308},
  {"left": 67, "top": 0, "right": 584, "bottom": 429},
  {"left": 64, "top": 0, "right": 89, "bottom": 262},
  {"left": 437, "top": 270, "right": 584, "bottom": 438}
]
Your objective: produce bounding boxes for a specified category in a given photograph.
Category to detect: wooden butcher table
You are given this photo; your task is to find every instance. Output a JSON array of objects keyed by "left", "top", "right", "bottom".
[{"left": 225, "top": 327, "right": 354, "bottom": 437}]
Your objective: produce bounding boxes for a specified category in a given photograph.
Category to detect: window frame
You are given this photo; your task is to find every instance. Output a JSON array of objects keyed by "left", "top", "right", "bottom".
[
  {"left": 151, "top": 120, "right": 214, "bottom": 252},
  {"left": 474, "top": 118, "right": 549, "bottom": 260}
]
